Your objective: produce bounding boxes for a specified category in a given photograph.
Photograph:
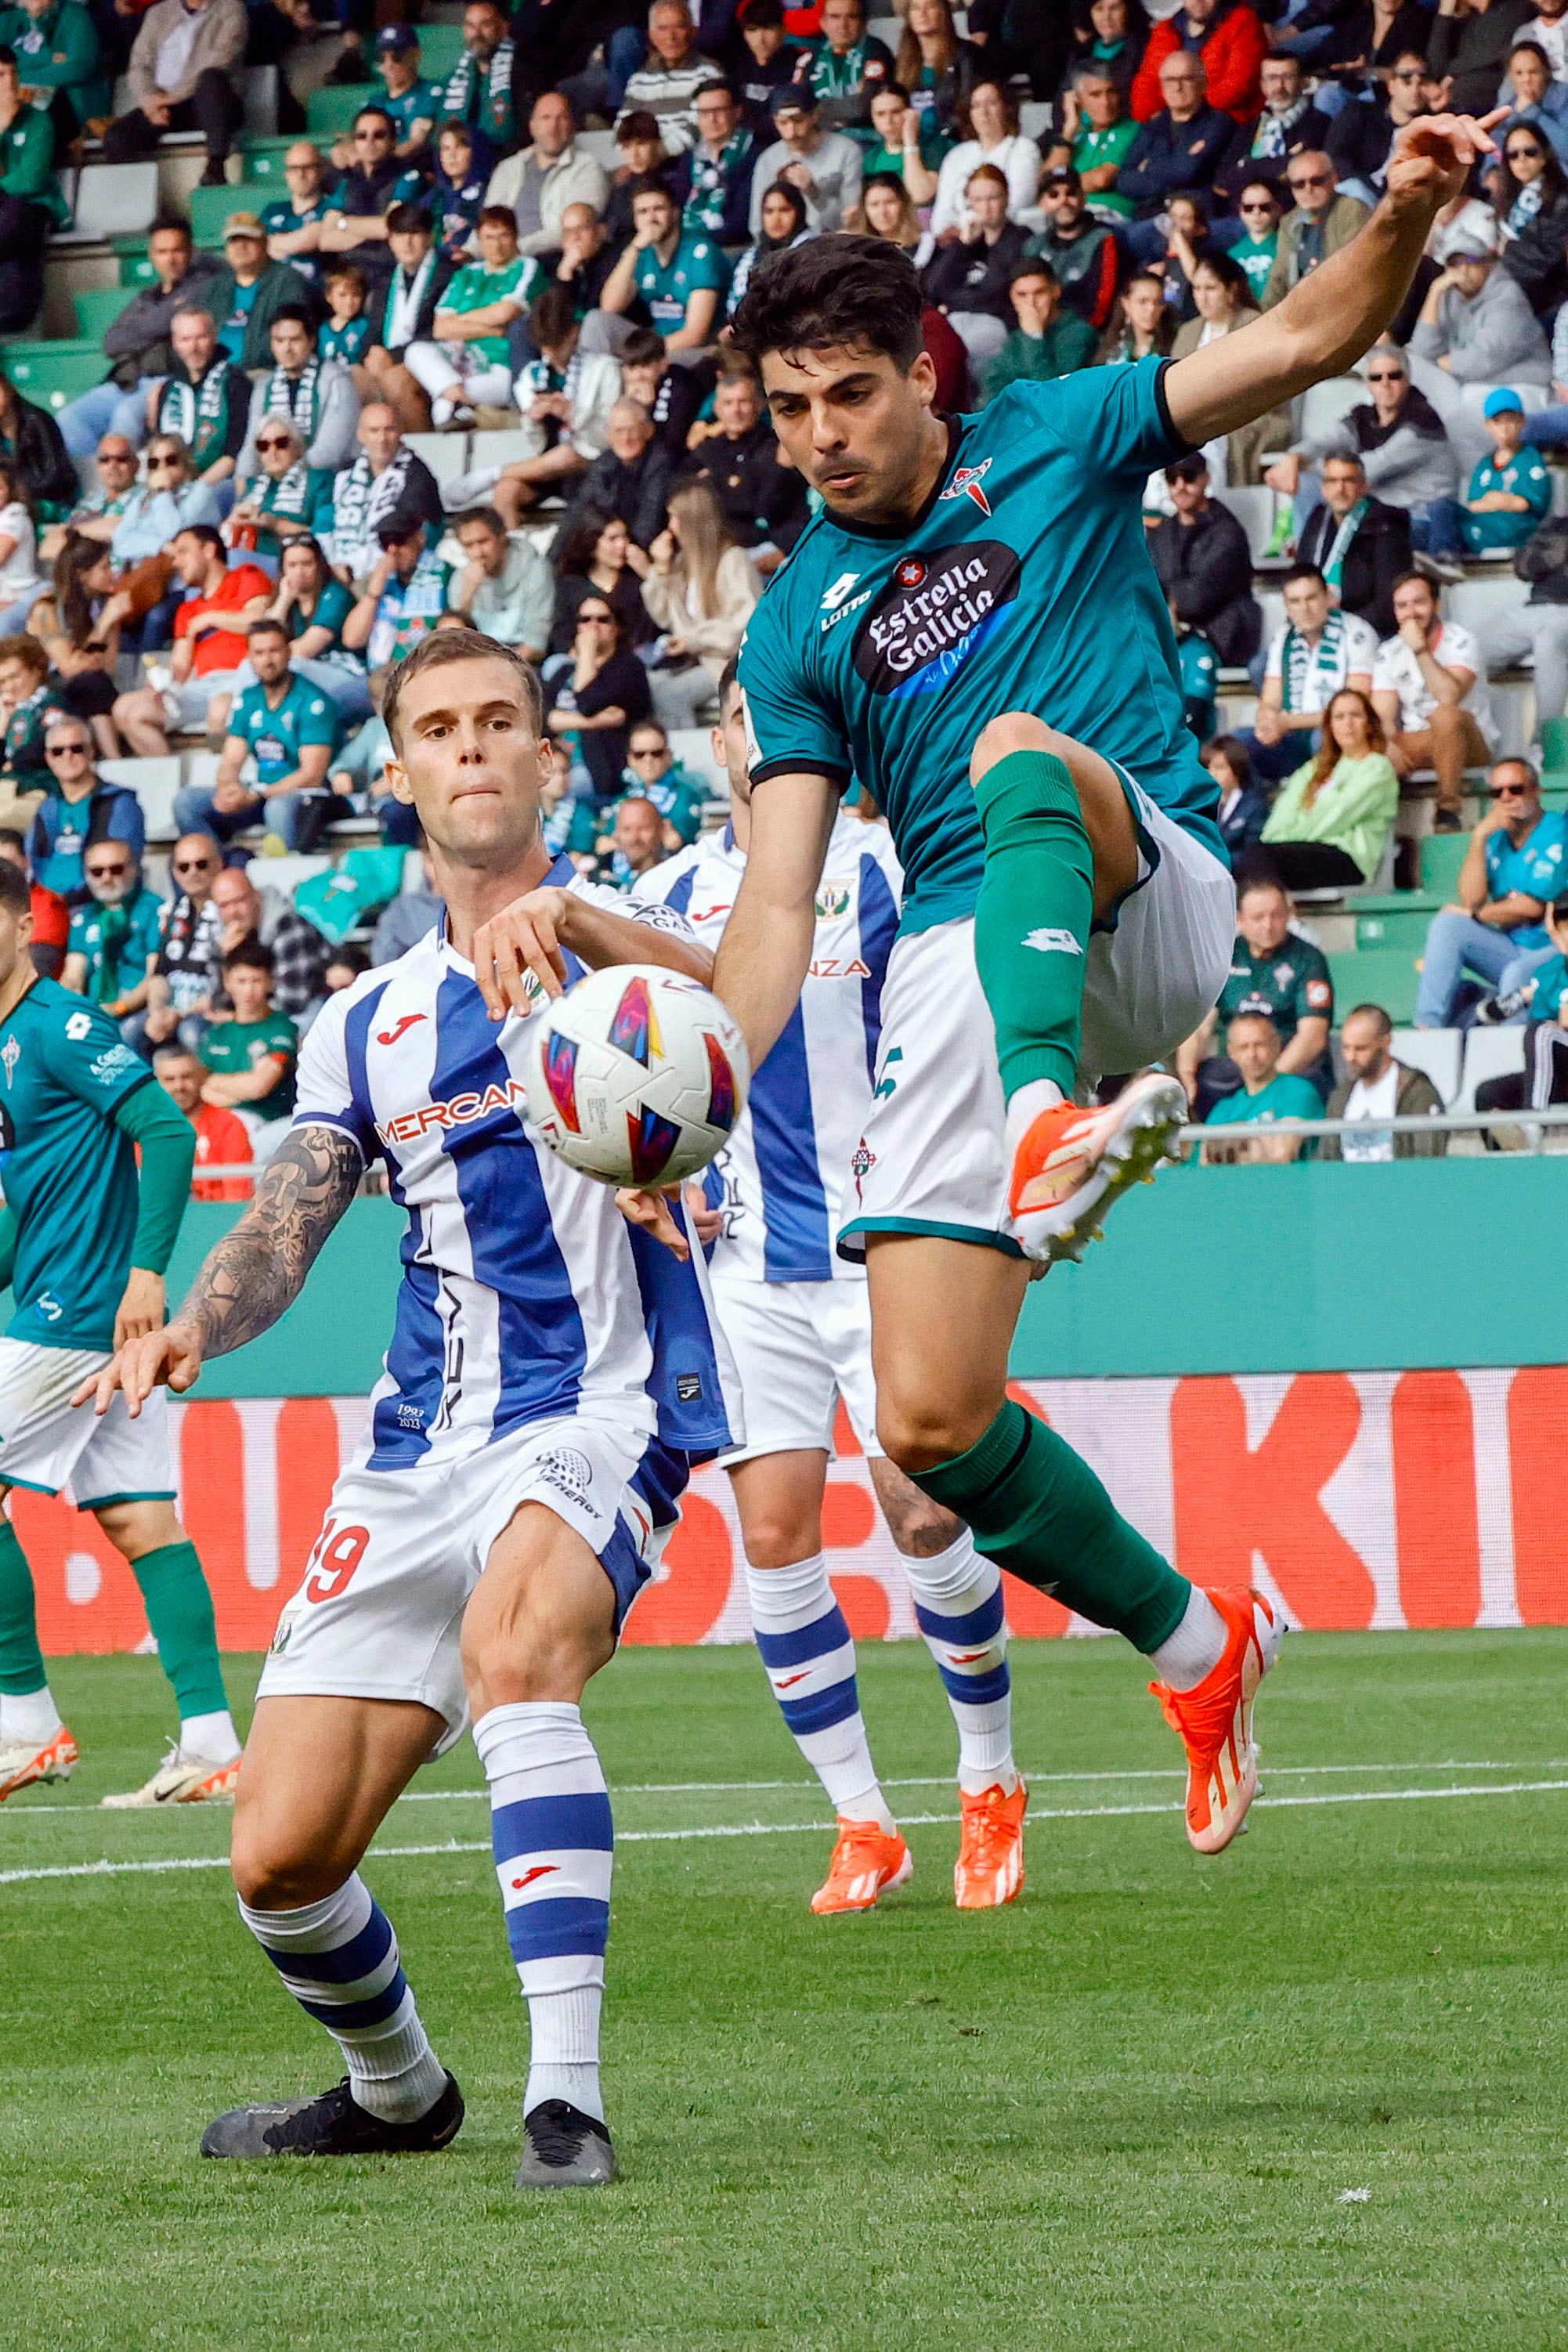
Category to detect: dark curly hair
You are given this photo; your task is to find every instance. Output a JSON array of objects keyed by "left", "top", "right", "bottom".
[{"left": 730, "top": 233, "right": 925, "bottom": 371}]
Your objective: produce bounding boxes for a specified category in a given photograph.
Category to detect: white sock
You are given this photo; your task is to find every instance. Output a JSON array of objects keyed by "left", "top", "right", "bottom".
[
  {"left": 1003, "top": 1076, "right": 1066, "bottom": 1159},
  {"left": 1, "top": 1685, "right": 62, "bottom": 1743},
  {"left": 899, "top": 1530, "right": 1017, "bottom": 1797},
  {"left": 179, "top": 1707, "right": 241, "bottom": 1764},
  {"left": 742, "top": 1555, "right": 894, "bottom": 1832},
  {"left": 238, "top": 1877, "right": 447, "bottom": 2124},
  {"left": 1151, "top": 1586, "right": 1229, "bottom": 1690},
  {"left": 431, "top": 394, "right": 453, "bottom": 427},
  {"left": 474, "top": 1700, "right": 611, "bottom": 2126}
]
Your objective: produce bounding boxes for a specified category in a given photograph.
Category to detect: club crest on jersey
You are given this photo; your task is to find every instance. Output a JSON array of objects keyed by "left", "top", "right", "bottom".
[
  {"left": 815, "top": 880, "right": 852, "bottom": 919},
  {"left": 940, "top": 458, "right": 993, "bottom": 516}
]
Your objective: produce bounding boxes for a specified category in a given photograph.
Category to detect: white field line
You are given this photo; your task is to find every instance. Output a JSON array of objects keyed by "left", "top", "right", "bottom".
[
  {"left": 9, "top": 1776, "right": 1568, "bottom": 1887},
  {"left": 5, "top": 1758, "right": 1563, "bottom": 1819}
]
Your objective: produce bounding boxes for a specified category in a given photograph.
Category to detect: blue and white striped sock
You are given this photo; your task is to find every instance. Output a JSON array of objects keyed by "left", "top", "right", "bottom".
[
  {"left": 900, "top": 1530, "right": 1017, "bottom": 1796},
  {"left": 473, "top": 1700, "right": 612, "bottom": 2126},
  {"left": 237, "top": 1876, "right": 447, "bottom": 2124},
  {"left": 742, "top": 1555, "right": 894, "bottom": 1832}
]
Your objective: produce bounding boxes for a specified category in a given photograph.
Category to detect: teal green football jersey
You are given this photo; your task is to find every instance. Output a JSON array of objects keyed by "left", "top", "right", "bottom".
[
  {"left": 230, "top": 673, "right": 341, "bottom": 788},
  {"left": 0, "top": 978, "right": 153, "bottom": 1349},
  {"left": 738, "top": 360, "right": 1227, "bottom": 934}
]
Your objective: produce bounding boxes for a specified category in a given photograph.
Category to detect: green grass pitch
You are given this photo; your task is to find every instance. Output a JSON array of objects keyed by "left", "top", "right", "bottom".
[{"left": 5, "top": 1631, "right": 1568, "bottom": 2350}]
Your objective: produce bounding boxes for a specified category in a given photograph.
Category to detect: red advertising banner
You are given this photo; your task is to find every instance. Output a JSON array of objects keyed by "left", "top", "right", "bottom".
[{"left": 28, "top": 1372, "right": 1563, "bottom": 1655}]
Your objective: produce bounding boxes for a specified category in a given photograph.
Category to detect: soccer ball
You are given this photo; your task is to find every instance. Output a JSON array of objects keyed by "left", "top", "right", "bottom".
[{"left": 523, "top": 963, "right": 751, "bottom": 1187}]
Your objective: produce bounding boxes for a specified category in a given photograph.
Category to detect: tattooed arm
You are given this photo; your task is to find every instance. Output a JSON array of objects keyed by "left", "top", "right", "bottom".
[{"left": 72, "top": 1124, "right": 365, "bottom": 1420}]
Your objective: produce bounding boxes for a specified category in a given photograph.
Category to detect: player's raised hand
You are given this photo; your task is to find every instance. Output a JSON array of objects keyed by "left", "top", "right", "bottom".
[
  {"left": 472, "top": 885, "right": 572, "bottom": 1020},
  {"left": 1386, "top": 108, "right": 1508, "bottom": 211},
  {"left": 615, "top": 1186, "right": 691, "bottom": 1259},
  {"left": 72, "top": 1325, "right": 204, "bottom": 1420}
]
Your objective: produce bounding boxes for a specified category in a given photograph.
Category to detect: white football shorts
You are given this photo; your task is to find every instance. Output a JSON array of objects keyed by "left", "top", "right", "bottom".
[
  {"left": 839, "top": 778, "right": 1235, "bottom": 1259},
  {"left": 258, "top": 1404, "right": 660, "bottom": 1741},
  {"left": 710, "top": 1268, "right": 883, "bottom": 1466},
  {"left": 0, "top": 1337, "right": 174, "bottom": 1508}
]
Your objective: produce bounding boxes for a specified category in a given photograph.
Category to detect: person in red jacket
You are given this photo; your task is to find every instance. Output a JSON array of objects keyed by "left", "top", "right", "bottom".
[
  {"left": 1132, "top": 0, "right": 1268, "bottom": 125},
  {"left": 152, "top": 1044, "right": 254, "bottom": 1201}
]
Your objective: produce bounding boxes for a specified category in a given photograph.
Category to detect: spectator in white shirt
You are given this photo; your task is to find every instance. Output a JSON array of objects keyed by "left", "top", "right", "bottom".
[
  {"left": 1518, "top": 0, "right": 1568, "bottom": 82},
  {"left": 1246, "top": 563, "right": 1377, "bottom": 782},
  {"left": 1320, "top": 1004, "right": 1447, "bottom": 1160},
  {"left": 1370, "top": 569, "right": 1496, "bottom": 832},
  {"left": 749, "top": 84, "right": 864, "bottom": 233},
  {"left": 928, "top": 79, "right": 1042, "bottom": 240},
  {"left": 485, "top": 93, "right": 610, "bottom": 255}
]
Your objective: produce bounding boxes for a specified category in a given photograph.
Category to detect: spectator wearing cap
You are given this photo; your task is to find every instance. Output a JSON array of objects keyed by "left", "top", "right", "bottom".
[
  {"left": 1295, "top": 448, "right": 1412, "bottom": 641},
  {"left": 1410, "top": 238, "right": 1552, "bottom": 444},
  {"left": 1200, "top": 1012, "right": 1325, "bottom": 1164},
  {"left": 206, "top": 213, "right": 313, "bottom": 373},
  {"left": 371, "top": 24, "right": 441, "bottom": 164},
  {"left": 103, "top": 0, "right": 244, "bottom": 187},
  {"left": 1045, "top": 63, "right": 1138, "bottom": 225},
  {"left": 919, "top": 164, "right": 1031, "bottom": 367},
  {"left": 1320, "top": 1004, "right": 1447, "bottom": 1162},
  {"left": 749, "top": 81, "right": 863, "bottom": 232},
  {"left": 1149, "top": 453, "right": 1262, "bottom": 670},
  {"left": 1026, "top": 168, "right": 1121, "bottom": 330},
  {"left": 796, "top": 0, "right": 894, "bottom": 133},
  {"left": 486, "top": 92, "right": 610, "bottom": 256},
  {"left": 616, "top": 0, "right": 722, "bottom": 154},
  {"left": 1414, "top": 755, "right": 1568, "bottom": 1025},
  {"left": 735, "top": 0, "right": 809, "bottom": 136},
  {"left": 1248, "top": 563, "right": 1378, "bottom": 784},
  {"left": 1260, "top": 152, "right": 1368, "bottom": 309},
  {"left": 1179, "top": 874, "right": 1335, "bottom": 1112},
  {"left": 1457, "top": 385, "right": 1552, "bottom": 555},
  {"left": 978, "top": 260, "right": 1097, "bottom": 400},
  {"left": 1371, "top": 569, "right": 1497, "bottom": 833}
]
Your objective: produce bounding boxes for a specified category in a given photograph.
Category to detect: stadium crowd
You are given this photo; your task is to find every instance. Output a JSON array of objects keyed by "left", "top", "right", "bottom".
[{"left": 2, "top": 0, "right": 1568, "bottom": 1158}]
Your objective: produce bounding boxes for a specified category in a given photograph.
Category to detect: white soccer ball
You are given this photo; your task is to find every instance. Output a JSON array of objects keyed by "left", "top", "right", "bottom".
[{"left": 523, "top": 963, "right": 751, "bottom": 1187}]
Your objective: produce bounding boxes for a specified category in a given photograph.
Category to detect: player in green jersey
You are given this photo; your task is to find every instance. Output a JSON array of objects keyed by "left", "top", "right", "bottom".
[
  {"left": 0, "top": 861, "right": 241, "bottom": 1808},
  {"left": 710, "top": 102, "right": 1505, "bottom": 1857}
]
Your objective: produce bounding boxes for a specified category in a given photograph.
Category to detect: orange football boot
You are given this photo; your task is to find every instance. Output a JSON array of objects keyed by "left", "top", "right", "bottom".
[
  {"left": 1008, "top": 1071, "right": 1188, "bottom": 1264},
  {"left": 0, "top": 1724, "right": 79, "bottom": 1802},
  {"left": 954, "top": 1779, "right": 1028, "bottom": 1908},
  {"left": 1149, "top": 1588, "right": 1282, "bottom": 1853},
  {"left": 810, "top": 1819, "right": 913, "bottom": 1914}
]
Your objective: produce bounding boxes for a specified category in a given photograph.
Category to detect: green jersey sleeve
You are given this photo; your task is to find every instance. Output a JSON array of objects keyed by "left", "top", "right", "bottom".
[
  {"left": 996, "top": 355, "right": 1188, "bottom": 485},
  {"left": 42, "top": 997, "right": 151, "bottom": 1118},
  {"left": 1291, "top": 945, "right": 1334, "bottom": 1027},
  {"left": 297, "top": 686, "right": 341, "bottom": 755},
  {"left": 738, "top": 577, "right": 854, "bottom": 791}
]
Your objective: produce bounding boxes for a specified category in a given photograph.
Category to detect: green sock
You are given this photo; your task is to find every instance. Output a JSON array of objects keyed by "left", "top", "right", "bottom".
[
  {"left": 972, "top": 748, "right": 1093, "bottom": 1101},
  {"left": 0, "top": 1517, "right": 45, "bottom": 1695},
  {"left": 128, "top": 1541, "right": 229, "bottom": 1718},
  {"left": 910, "top": 1402, "right": 1190, "bottom": 1654}
]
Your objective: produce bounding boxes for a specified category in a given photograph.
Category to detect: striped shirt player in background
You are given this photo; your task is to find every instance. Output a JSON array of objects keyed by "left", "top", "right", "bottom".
[
  {"left": 81, "top": 627, "right": 742, "bottom": 2192},
  {"left": 632, "top": 660, "right": 1026, "bottom": 1916}
]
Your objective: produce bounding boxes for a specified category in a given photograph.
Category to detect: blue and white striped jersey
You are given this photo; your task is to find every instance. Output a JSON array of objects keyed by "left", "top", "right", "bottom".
[
  {"left": 631, "top": 811, "right": 901, "bottom": 1284},
  {"left": 293, "top": 858, "right": 743, "bottom": 1472}
]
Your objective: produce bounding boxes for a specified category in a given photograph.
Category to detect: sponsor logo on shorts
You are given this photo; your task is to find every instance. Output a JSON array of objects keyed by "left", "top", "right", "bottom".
[
  {"left": 938, "top": 457, "right": 993, "bottom": 516},
  {"left": 1022, "top": 927, "right": 1083, "bottom": 956},
  {"left": 375, "top": 1078, "right": 526, "bottom": 1148},
  {"left": 675, "top": 1371, "right": 703, "bottom": 1403},
  {"left": 537, "top": 1447, "right": 594, "bottom": 1505},
  {"left": 853, "top": 540, "right": 1021, "bottom": 698}
]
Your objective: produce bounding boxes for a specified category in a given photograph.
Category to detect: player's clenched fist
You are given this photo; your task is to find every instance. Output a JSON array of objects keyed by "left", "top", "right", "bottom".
[
  {"left": 1385, "top": 108, "right": 1508, "bottom": 209},
  {"left": 72, "top": 1325, "right": 205, "bottom": 1421}
]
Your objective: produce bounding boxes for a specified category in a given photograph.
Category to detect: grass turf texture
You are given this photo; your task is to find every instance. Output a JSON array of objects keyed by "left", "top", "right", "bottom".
[{"left": 5, "top": 1633, "right": 1568, "bottom": 2350}]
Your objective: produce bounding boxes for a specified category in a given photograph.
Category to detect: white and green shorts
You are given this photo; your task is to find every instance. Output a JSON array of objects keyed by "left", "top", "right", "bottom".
[
  {"left": 0, "top": 1336, "right": 175, "bottom": 1507},
  {"left": 838, "top": 783, "right": 1234, "bottom": 1260}
]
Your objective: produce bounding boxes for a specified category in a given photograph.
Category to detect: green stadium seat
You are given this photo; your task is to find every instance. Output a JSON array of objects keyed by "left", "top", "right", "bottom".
[
  {"left": 189, "top": 182, "right": 272, "bottom": 249},
  {"left": 242, "top": 136, "right": 295, "bottom": 183},
  {"left": 1328, "top": 945, "right": 1422, "bottom": 1026},
  {"left": 307, "top": 84, "right": 370, "bottom": 136},
  {"left": 2, "top": 341, "right": 108, "bottom": 410},
  {"left": 1353, "top": 892, "right": 1440, "bottom": 953},
  {"left": 118, "top": 251, "right": 160, "bottom": 287},
  {"left": 417, "top": 22, "right": 464, "bottom": 74},
  {"left": 1541, "top": 714, "right": 1568, "bottom": 779},
  {"left": 1419, "top": 831, "right": 1469, "bottom": 898},
  {"left": 73, "top": 286, "right": 136, "bottom": 343},
  {"left": 1542, "top": 780, "right": 1568, "bottom": 813}
]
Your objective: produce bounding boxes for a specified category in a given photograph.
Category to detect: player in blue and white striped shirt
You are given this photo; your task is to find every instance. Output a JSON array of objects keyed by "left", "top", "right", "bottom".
[
  {"left": 82, "top": 629, "right": 740, "bottom": 2191},
  {"left": 632, "top": 663, "right": 1026, "bottom": 1917}
]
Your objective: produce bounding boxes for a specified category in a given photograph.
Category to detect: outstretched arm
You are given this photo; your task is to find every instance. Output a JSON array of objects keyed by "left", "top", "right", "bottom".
[
  {"left": 711, "top": 772, "right": 839, "bottom": 1070},
  {"left": 1165, "top": 110, "right": 1506, "bottom": 448},
  {"left": 74, "top": 1123, "right": 364, "bottom": 1417}
]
